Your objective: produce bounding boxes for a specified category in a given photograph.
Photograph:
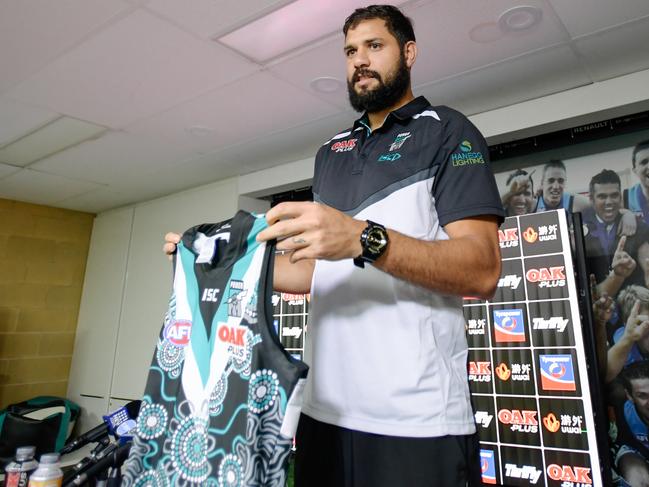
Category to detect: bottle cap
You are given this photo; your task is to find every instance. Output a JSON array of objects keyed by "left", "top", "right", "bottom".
[
  {"left": 15, "top": 446, "right": 36, "bottom": 461},
  {"left": 39, "top": 453, "right": 60, "bottom": 465}
]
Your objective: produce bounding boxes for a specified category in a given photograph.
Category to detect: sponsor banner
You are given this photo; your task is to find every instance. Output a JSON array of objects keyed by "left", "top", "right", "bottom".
[
  {"left": 544, "top": 449, "right": 593, "bottom": 487},
  {"left": 492, "top": 259, "right": 526, "bottom": 303},
  {"left": 464, "top": 305, "right": 490, "bottom": 348},
  {"left": 528, "top": 299, "right": 575, "bottom": 348},
  {"left": 535, "top": 350, "right": 581, "bottom": 397},
  {"left": 496, "top": 396, "right": 541, "bottom": 446},
  {"left": 491, "top": 305, "right": 529, "bottom": 346},
  {"left": 499, "top": 218, "right": 521, "bottom": 259},
  {"left": 520, "top": 211, "right": 563, "bottom": 256},
  {"left": 280, "top": 314, "right": 305, "bottom": 350},
  {"left": 468, "top": 349, "right": 493, "bottom": 394},
  {"left": 473, "top": 395, "right": 498, "bottom": 443},
  {"left": 480, "top": 447, "right": 499, "bottom": 485},
  {"left": 493, "top": 348, "right": 536, "bottom": 396},
  {"left": 539, "top": 398, "right": 588, "bottom": 451},
  {"left": 281, "top": 292, "right": 308, "bottom": 314},
  {"left": 500, "top": 446, "right": 544, "bottom": 486},
  {"left": 524, "top": 254, "right": 570, "bottom": 301}
]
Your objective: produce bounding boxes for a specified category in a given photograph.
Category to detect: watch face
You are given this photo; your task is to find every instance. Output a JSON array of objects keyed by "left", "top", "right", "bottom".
[{"left": 366, "top": 227, "right": 388, "bottom": 254}]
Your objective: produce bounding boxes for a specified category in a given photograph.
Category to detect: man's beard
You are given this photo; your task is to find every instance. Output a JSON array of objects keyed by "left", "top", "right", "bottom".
[{"left": 347, "top": 54, "right": 410, "bottom": 113}]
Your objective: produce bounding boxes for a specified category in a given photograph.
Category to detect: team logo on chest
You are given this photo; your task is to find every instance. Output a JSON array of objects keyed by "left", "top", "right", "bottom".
[{"left": 389, "top": 132, "right": 411, "bottom": 151}]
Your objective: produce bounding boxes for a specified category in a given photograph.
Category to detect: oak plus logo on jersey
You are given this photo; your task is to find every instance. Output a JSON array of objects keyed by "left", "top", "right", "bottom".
[
  {"left": 164, "top": 320, "right": 192, "bottom": 347},
  {"left": 480, "top": 450, "right": 497, "bottom": 485},
  {"left": 498, "top": 409, "right": 538, "bottom": 434},
  {"left": 493, "top": 308, "right": 525, "bottom": 342},
  {"left": 498, "top": 228, "right": 519, "bottom": 248},
  {"left": 504, "top": 463, "right": 542, "bottom": 485},
  {"left": 539, "top": 354, "right": 576, "bottom": 391},
  {"left": 331, "top": 138, "right": 357, "bottom": 152}
]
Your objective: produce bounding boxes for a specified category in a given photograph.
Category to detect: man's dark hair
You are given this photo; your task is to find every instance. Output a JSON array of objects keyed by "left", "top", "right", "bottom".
[
  {"left": 343, "top": 5, "right": 416, "bottom": 49},
  {"left": 632, "top": 139, "right": 649, "bottom": 168},
  {"left": 542, "top": 159, "right": 566, "bottom": 179},
  {"left": 589, "top": 169, "right": 621, "bottom": 195},
  {"left": 621, "top": 360, "right": 649, "bottom": 393}
]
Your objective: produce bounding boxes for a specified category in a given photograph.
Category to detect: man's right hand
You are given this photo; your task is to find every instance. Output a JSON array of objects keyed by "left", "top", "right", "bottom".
[
  {"left": 163, "top": 232, "right": 181, "bottom": 260},
  {"left": 611, "top": 236, "right": 637, "bottom": 278},
  {"left": 623, "top": 300, "right": 649, "bottom": 344}
]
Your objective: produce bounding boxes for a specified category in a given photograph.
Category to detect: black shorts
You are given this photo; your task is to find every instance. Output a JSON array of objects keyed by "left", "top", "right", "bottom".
[{"left": 295, "top": 414, "right": 482, "bottom": 487}]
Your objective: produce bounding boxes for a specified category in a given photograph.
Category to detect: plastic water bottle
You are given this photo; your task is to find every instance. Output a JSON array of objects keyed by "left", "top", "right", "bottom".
[
  {"left": 27, "top": 454, "right": 62, "bottom": 487},
  {"left": 4, "top": 446, "right": 39, "bottom": 487}
]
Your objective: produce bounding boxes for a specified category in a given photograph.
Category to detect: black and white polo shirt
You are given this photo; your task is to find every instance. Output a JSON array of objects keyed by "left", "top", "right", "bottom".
[{"left": 303, "top": 96, "right": 504, "bottom": 437}]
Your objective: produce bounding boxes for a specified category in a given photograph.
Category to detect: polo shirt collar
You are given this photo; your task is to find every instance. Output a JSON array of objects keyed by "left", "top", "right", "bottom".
[{"left": 352, "top": 96, "right": 431, "bottom": 130}]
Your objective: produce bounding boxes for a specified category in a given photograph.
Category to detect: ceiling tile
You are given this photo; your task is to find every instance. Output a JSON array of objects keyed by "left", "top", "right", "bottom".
[
  {"left": 0, "top": 97, "right": 59, "bottom": 146},
  {"left": 573, "top": 17, "right": 649, "bottom": 82},
  {"left": 128, "top": 71, "right": 340, "bottom": 152},
  {"left": 0, "top": 169, "right": 104, "bottom": 206},
  {"left": 144, "top": 0, "right": 289, "bottom": 39},
  {"left": 56, "top": 188, "right": 139, "bottom": 213},
  {"left": 6, "top": 9, "right": 258, "bottom": 128},
  {"left": 0, "top": 0, "right": 132, "bottom": 93},
  {"left": 405, "top": 0, "right": 569, "bottom": 86},
  {"left": 32, "top": 131, "right": 193, "bottom": 184},
  {"left": 0, "top": 163, "right": 20, "bottom": 180},
  {"left": 267, "top": 35, "right": 349, "bottom": 109},
  {"left": 418, "top": 44, "right": 591, "bottom": 117},
  {"left": 548, "top": 0, "right": 649, "bottom": 37}
]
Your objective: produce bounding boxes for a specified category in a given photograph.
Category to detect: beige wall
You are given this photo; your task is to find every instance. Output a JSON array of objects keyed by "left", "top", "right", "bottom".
[{"left": 0, "top": 197, "right": 94, "bottom": 407}]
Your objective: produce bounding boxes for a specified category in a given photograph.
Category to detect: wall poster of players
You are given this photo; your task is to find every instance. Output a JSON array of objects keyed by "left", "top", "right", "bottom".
[{"left": 482, "top": 137, "right": 649, "bottom": 486}]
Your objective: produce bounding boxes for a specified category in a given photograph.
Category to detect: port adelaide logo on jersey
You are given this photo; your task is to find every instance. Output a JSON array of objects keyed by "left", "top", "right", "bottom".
[{"left": 388, "top": 132, "right": 411, "bottom": 151}]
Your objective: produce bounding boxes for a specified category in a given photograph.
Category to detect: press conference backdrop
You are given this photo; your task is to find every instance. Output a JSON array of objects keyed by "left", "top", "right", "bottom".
[{"left": 464, "top": 210, "right": 604, "bottom": 487}]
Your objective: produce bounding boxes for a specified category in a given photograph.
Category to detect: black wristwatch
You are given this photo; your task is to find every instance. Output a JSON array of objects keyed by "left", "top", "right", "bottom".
[{"left": 353, "top": 220, "right": 389, "bottom": 268}]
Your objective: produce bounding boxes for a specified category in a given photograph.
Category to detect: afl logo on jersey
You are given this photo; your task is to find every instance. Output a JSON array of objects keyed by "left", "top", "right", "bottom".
[{"left": 164, "top": 320, "right": 192, "bottom": 347}]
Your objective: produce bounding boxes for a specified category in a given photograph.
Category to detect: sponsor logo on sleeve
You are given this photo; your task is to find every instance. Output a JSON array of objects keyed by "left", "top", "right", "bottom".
[{"left": 331, "top": 139, "right": 358, "bottom": 152}]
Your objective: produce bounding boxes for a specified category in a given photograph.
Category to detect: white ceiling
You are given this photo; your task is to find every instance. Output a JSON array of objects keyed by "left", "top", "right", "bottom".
[{"left": 1, "top": 0, "right": 649, "bottom": 213}]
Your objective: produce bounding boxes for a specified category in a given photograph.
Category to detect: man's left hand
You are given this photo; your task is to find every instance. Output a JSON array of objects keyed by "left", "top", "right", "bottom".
[{"left": 256, "top": 202, "right": 365, "bottom": 263}]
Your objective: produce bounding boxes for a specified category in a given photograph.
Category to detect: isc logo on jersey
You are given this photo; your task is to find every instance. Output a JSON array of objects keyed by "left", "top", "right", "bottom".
[
  {"left": 480, "top": 450, "right": 497, "bottom": 485},
  {"left": 498, "top": 228, "right": 519, "bottom": 248},
  {"left": 547, "top": 464, "right": 592, "bottom": 486},
  {"left": 164, "top": 320, "right": 192, "bottom": 347},
  {"left": 331, "top": 139, "right": 357, "bottom": 152},
  {"left": 505, "top": 463, "right": 542, "bottom": 484},
  {"left": 526, "top": 267, "right": 566, "bottom": 288},
  {"left": 498, "top": 409, "right": 538, "bottom": 433},
  {"left": 493, "top": 309, "right": 525, "bottom": 342},
  {"left": 468, "top": 361, "right": 491, "bottom": 382},
  {"left": 539, "top": 354, "right": 576, "bottom": 391}
]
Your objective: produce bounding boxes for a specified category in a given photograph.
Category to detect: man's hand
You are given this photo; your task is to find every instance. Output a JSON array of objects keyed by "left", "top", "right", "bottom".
[
  {"left": 256, "top": 202, "right": 364, "bottom": 264},
  {"left": 622, "top": 300, "right": 649, "bottom": 344},
  {"left": 591, "top": 274, "right": 614, "bottom": 326},
  {"left": 611, "top": 236, "right": 637, "bottom": 278},
  {"left": 163, "top": 232, "right": 181, "bottom": 260},
  {"left": 618, "top": 209, "right": 638, "bottom": 237}
]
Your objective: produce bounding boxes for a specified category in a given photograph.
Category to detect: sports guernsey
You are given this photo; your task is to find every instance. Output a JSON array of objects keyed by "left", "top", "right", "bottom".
[
  {"left": 123, "top": 211, "right": 308, "bottom": 487},
  {"left": 305, "top": 96, "right": 504, "bottom": 437},
  {"left": 624, "top": 184, "right": 649, "bottom": 224}
]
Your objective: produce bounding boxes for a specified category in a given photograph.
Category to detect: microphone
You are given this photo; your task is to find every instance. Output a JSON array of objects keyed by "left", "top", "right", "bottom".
[{"left": 60, "top": 400, "right": 141, "bottom": 455}]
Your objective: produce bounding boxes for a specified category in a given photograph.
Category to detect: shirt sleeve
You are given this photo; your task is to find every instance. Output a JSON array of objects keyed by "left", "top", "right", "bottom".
[{"left": 432, "top": 110, "right": 505, "bottom": 227}]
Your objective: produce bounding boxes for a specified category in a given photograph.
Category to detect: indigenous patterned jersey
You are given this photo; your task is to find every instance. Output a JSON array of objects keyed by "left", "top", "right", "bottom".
[{"left": 123, "top": 211, "right": 308, "bottom": 487}]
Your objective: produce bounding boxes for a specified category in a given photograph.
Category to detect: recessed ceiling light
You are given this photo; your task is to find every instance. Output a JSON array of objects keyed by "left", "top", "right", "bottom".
[
  {"left": 498, "top": 6, "right": 543, "bottom": 33},
  {"left": 310, "top": 77, "right": 344, "bottom": 94},
  {"left": 469, "top": 22, "right": 503, "bottom": 43}
]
